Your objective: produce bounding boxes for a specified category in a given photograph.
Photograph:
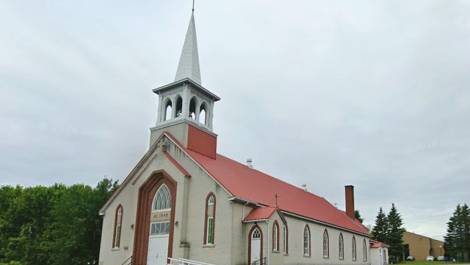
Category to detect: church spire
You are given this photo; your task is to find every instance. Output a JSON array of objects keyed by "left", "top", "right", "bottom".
[{"left": 175, "top": 11, "right": 201, "bottom": 84}]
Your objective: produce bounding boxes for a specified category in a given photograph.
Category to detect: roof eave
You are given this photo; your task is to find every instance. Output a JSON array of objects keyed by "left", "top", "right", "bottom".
[
  {"left": 243, "top": 219, "right": 269, "bottom": 223},
  {"left": 153, "top": 78, "right": 220, "bottom": 101},
  {"left": 280, "top": 210, "right": 370, "bottom": 237}
]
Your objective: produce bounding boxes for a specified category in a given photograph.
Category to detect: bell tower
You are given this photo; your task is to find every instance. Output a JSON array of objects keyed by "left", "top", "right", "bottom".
[{"left": 150, "top": 10, "right": 220, "bottom": 158}]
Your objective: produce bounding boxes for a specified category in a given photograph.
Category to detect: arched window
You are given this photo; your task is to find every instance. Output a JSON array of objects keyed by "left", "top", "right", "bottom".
[
  {"left": 352, "top": 236, "right": 357, "bottom": 261},
  {"left": 272, "top": 221, "right": 280, "bottom": 252},
  {"left": 150, "top": 185, "right": 172, "bottom": 236},
  {"left": 153, "top": 184, "right": 171, "bottom": 210},
  {"left": 283, "top": 223, "right": 288, "bottom": 254},
  {"left": 339, "top": 233, "right": 344, "bottom": 260},
  {"left": 189, "top": 97, "right": 197, "bottom": 119},
  {"left": 253, "top": 228, "right": 261, "bottom": 238},
  {"left": 323, "top": 229, "right": 329, "bottom": 258},
  {"left": 199, "top": 104, "right": 207, "bottom": 125},
  {"left": 303, "top": 225, "right": 311, "bottom": 257},
  {"left": 363, "top": 239, "right": 368, "bottom": 262},
  {"left": 164, "top": 99, "right": 172, "bottom": 121},
  {"left": 112, "top": 205, "right": 123, "bottom": 248},
  {"left": 175, "top": 96, "right": 183, "bottom": 118},
  {"left": 204, "top": 193, "right": 216, "bottom": 245}
]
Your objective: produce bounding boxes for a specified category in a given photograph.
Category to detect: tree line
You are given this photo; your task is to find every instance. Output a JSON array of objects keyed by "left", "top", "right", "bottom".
[{"left": 0, "top": 179, "right": 118, "bottom": 265}]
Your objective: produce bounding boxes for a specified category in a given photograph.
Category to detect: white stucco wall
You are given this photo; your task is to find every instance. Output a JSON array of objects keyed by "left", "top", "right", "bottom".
[
  {"left": 371, "top": 248, "right": 388, "bottom": 265},
  {"left": 260, "top": 212, "right": 370, "bottom": 265}
]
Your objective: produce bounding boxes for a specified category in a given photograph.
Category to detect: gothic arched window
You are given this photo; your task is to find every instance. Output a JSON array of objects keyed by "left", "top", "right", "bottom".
[
  {"left": 189, "top": 97, "right": 197, "bottom": 119},
  {"left": 153, "top": 184, "right": 171, "bottom": 210},
  {"left": 272, "top": 221, "right": 280, "bottom": 252},
  {"left": 112, "top": 205, "right": 123, "bottom": 248},
  {"left": 303, "top": 225, "right": 311, "bottom": 257},
  {"left": 283, "top": 223, "right": 288, "bottom": 254},
  {"left": 150, "top": 185, "right": 172, "bottom": 236},
  {"left": 323, "top": 229, "right": 329, "bottom": 258},
  {"left": 339, "top": 233, "right": 344, "bottom": 260},
  {"left": 175, "top": 96, "right": 183, "bottom": 118},
  {"left": 204, "top": 193, "right": 216, "bottom": 245},
  {"left": 363, "top": 239, "right": 368, "bottom": 262},
  {"left": 352, "top": 236, "right": 357, "bottom": 261},
  {"left": 199, "top": 103, "right": 207, "bottom": 125},
  {"left": 164, "top": 99, "right": 172, "bottom": 121}
]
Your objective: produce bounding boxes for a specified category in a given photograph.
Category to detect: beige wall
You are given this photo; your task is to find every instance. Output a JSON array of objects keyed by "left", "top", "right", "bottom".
[{"left": 403, "top": 232, "right": 444, "bottom": 261}]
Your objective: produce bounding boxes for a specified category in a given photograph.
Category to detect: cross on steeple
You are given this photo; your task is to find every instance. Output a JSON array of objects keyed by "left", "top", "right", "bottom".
[{"left": 192, "top": 0, "right": 195, "bottom": 13}]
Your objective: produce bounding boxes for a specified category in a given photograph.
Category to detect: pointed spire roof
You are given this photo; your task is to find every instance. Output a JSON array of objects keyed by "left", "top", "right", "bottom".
[{"left": 175, "top": 13, "right": 201, "bottom": 84}]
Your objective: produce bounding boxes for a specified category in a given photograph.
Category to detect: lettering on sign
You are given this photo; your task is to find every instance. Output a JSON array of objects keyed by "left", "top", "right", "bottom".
[{"left": 151, "top": 210, "right": 171, "bottom": 222}]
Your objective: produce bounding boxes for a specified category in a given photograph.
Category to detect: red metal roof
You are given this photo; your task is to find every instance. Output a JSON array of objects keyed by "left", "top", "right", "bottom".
[
  {"left": 244, "top": 207, "right": 276, "bottom": 222},
  {"left": 185, "top": 149, "right": 369, "bottom": 235}
]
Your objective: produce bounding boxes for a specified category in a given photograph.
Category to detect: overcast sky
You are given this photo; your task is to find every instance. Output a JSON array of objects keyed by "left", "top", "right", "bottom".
[{"left": 1, "top": 0, "right": 469, "bottom": 240}]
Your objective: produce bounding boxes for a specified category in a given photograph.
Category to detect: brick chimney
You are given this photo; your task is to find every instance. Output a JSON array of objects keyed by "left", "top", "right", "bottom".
[{"left": 345, "top": 185, "right": 355, "bottom": 219}]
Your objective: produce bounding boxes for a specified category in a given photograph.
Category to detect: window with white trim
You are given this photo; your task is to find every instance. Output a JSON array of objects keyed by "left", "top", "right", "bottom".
[
  {"left": 112, "top": 205, "right": 123, "bottom": 248},
  {"left": 303, "top": 225, "right": 311, "bottom": 257},
  {"left": 283, "top": 224, "right": 288, "bottom": 254},
  {"left": 363, "top": 239, "right": 368, "bottom": 262},
  {"left": 204, "top": 194, "right": 216, "bottom": 244},
  {"left": 272, "top": 221, "right": 279, "bottom": 252},
  {"left": 352, "top": 236, "right": 357, "bottom": 261},
  {"left": 339, "top": 233, "right": 344, "bottom": 260},
  {"left": 323, "top": 229, "right": 329, "bottom": 258}
]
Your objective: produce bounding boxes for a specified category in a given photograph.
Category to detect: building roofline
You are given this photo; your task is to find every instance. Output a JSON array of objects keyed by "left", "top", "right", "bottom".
[
  {"left": 153, "top": 78, "right": 220, "bottom": 101},
  {"left": 280, "top": 210, "right": 371, "bottom": 237}
]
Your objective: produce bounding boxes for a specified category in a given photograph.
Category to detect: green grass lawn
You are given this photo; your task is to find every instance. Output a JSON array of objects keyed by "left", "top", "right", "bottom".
[{"left": 402, "top": 261, "right": 468, "bottom": 265}]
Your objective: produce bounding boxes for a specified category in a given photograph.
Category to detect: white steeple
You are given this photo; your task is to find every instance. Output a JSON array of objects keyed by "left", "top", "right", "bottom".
[
  {"left": 152, "top": 5, "right": 220, "bottom": 140},
  {"left": 175, "top": 12, "right": 201, "bottom": 84}
]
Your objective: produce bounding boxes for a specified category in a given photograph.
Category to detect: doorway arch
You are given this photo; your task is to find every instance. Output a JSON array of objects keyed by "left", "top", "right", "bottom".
[
  {"left": 248, "top": 225, "right": 263, "bottom": 265},
  {"left": 132, "top": 170, "right": 177, "bottom": 265}
]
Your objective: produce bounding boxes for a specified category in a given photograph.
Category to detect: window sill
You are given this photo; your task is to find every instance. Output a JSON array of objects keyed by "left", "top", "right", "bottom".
[
  {"left": 203, "top": 244, "right": 215, "bottom": 248},
  {"left": 111, "top": 247, "right": 120, "bottom": 252},
  {"left": 303, "top": 255, "right": 311, "bottom": 258},
  {"left": 323, "top": 256, "right": 330, "bottom": 259},
  {"left": 272, "top": 250, "right": 280, "bottom": 253}
]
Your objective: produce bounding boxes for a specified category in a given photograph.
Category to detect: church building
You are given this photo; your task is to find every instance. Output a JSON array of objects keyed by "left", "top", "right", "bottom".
[{"left": 98, "top": 10, "right": 371, "bottom": 265}]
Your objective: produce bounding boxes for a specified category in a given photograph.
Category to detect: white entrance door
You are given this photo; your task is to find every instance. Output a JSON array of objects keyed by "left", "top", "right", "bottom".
[
  {"left": 250, "top": 227, "right": 262, "bottom": 265},
  {"left": 147, "top": 232, "right": 169, "bottom": 265},
  {"left": 148, "top": 184, "right": 172, "bottom": 265}
]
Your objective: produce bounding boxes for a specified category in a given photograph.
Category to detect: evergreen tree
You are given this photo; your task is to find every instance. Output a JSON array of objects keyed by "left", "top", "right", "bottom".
[
  {"left": 387, "top": 204, "right": 405, "bottom": 263},
  {"left": 445, "top": 204, "right": 470, "bottom": 261},
  {"left": 371, "top": 207, "right": 389, "bottom": 243},
  {"left": 355, "top": 210, "right": 364, "bottom": 223}
]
